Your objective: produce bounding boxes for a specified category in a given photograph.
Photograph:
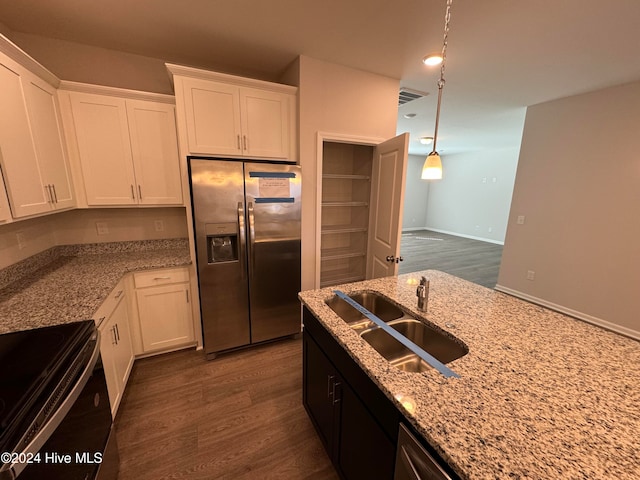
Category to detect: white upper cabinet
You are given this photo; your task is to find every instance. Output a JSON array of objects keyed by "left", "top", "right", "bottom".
[
  {"left": 169, "top": 65, "right": 297, "bottom": 161},
  {"left": 0, "top": 56, "right": 73, "bottom": 218},
  {"left": 126, "top": 100, "right": 183, "bottom": 205},
  {"left": 23, "top": 77, "right": 75, "bottom": 210},
  {"left": 67, "top": 91, "right": 182, "bottom": 206}
]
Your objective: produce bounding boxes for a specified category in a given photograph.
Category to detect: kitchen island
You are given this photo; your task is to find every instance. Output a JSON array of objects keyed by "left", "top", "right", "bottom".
[
  {"left": 299, "top": 270, "right": 640, "bottom": 479},
  {"left": 0, "top": 239, "right": 191, "bottom": 335}
]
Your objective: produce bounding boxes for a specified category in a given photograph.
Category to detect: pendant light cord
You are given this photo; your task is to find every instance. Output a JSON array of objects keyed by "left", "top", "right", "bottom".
[{"left": 432, "top": 0, "right": 453, "bottom": 154}]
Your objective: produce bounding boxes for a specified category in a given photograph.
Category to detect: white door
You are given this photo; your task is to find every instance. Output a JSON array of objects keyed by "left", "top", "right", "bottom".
[
  {"left": 126, "top": 100, "right": 183, "bottom": 205},
  {"left": 240, "top": 87, "right": 291, "bottom": 159},
  {"left": 69, "top": 92, "right": 137, "bottom": 205},
  {"left": 0, "top": 61, "right": 50, "bottom": 217},
  {"left": 182, "top": 78, "right": 243, "bottom": 156},
  {"left": 24, "top": 78, "right": 75, "bottom": 209},
  {"left": 367, "top": 133, "right": 409, "bottom": 279}
]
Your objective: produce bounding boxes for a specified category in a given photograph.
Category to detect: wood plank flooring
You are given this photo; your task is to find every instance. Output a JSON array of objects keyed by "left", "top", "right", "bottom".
[
  {"left": 114, "top": 339, "right": 339, "bottom": 480},
  {"left": 399, "top": 229, "right": 503, "bottom": 288}
]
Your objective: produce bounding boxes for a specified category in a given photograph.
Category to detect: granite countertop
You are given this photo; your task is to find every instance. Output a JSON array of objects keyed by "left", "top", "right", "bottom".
[
  {"left": 299, "top": 270, "right": 640, "bottom": 480},
  {"left": 0, "top": 239, "right": 191, "bottom": 335}
]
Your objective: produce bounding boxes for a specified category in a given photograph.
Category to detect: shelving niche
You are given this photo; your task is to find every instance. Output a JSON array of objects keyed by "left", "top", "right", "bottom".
[{"left": 320, "top": 142, "right": 374, "bottom": 287}]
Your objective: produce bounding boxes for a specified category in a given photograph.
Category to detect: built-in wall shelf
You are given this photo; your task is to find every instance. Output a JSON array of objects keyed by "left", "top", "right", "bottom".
[
  {"left": 322, "top": 174, "right": 370, "bottom": 181},
  {"left": 319, "top": 142, "right": 374, "bottom": 288},
  {"left": 321, "top": 201, "right": 369, "bottom": 208}
]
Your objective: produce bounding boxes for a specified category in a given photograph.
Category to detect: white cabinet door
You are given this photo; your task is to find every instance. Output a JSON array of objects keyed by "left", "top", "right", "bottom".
[
  {"left": 99, "top": 312, "right": 120, "bottom": 417},
  {"left": 126, "top": 100, "right": 183, "bottom": 205},
  {"left": 69, "top": 92, "right": 137, "bottom": 205},
  {"left": 0, "top": 60, "right": 50, "bottom": 217},
  {"left": 180, "top": 77, "right": 294, "bottom": 159},
  {"left": 240, "top": 87, "right": 291, "bottom": 159},
  {"left": 23, "top": 77, "right": 75, "bottom": 210},
  {"left": 136, "top": 282, "right": 194, "bottom": 353},
  {"left": 111, "top": 297, "right": 134, "bottom": 395},
  {"left": 182, "top": 77, "right": 243, "bottom": 156},
  {"left": 97, "top": 285, "right": 134, "bottom": 418}
]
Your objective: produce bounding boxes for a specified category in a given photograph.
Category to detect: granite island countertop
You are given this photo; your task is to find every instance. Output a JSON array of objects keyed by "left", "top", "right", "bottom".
[
  {"left": 299, "top": 270, "right": 640, "bottom": 480},
  {"left": 0, "top": 239, "right": 191, "bottom": 335}
]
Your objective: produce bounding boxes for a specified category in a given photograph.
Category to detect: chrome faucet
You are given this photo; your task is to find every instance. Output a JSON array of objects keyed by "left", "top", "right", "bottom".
[{"left": 416, "top": 276, "right": 429, "bottom": 312}]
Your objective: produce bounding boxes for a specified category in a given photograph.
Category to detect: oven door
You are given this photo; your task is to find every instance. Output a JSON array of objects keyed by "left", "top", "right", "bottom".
[{"left": 3, "top": 333, "right": 118, "bottom": 480}]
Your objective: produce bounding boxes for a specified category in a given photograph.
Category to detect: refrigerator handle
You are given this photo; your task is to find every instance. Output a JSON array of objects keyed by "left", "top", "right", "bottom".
[
  {"left": 238, "top": 202, "right": 247, "bottom": 280},
  {"left": 248, "top": 201, "right": 256, "bottom": 279}
]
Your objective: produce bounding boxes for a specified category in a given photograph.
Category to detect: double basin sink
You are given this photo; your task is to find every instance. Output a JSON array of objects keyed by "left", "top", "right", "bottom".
[{"left": 326, "top": 292, "right": 468, "bottom": 374}]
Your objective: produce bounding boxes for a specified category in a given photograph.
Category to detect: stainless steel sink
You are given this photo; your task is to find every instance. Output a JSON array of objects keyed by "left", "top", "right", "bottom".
[
  {"left": 360, "top": 319, "right": 468, "bottom": 373},
  {"left": 326, "top": 292, "right": 404, "bottom": 331}
]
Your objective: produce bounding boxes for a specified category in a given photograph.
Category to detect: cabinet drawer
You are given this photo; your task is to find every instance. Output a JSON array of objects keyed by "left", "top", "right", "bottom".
[
  {"left": 134, "top": 267, "right": 189, "bottom": 288},
  {"left": 94, "top": 283, "right": 126, "bottom": 329}
]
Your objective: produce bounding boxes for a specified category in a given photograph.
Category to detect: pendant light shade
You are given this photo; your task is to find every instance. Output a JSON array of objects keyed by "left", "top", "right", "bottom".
[{"left": 421, "top": 152, "right": 443, "bottom": 180}]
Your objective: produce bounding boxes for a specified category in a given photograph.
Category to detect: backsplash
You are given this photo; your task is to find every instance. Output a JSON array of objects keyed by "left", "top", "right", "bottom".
[{"left": 0, "top": 238, "right": 189, "bottom": 290}]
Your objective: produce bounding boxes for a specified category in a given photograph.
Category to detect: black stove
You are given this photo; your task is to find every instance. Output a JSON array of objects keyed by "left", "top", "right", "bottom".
[{"left": 0, "top": 320, "right": 117, "bottom": 480}]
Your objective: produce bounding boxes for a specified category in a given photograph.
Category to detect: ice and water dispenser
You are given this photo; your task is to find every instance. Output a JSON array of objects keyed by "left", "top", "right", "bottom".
[{"left": 205, "top": 223, "right": 238, "bottom": 263}]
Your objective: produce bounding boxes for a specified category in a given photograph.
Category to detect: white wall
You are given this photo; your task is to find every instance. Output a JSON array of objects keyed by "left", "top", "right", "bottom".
[
  {"left": 402, "top": 154, "right": 430, "bottom": 230},
  {"left": 402, "top": 148, "right": 520, "bottom": 243},
  {"left": 0, "top": 208, "right": 188, "bottom": 269},
  {"left": 497, "top": 80, "right": 640, "bottom": 337},
  {"left": 285, "top": 56, "right": 400, "bottom": 290},
  {"left": 424, "top": 147, "right": 520, "bottom": 243}
]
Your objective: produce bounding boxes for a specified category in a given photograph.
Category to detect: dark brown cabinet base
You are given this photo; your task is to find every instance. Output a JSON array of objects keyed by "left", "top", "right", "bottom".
[{"left": 303, "top": 307, "right": 398, "bottom": 480}]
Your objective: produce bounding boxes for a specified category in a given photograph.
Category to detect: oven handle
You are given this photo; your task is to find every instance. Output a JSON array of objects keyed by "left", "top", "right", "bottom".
[{"left": 1, "top": 330, "right": 102, "bottom": 480}]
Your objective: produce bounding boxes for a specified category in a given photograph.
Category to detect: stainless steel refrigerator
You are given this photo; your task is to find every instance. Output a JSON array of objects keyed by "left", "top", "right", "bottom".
[{"left": 189, "top": 158, "right": 302, "bottom": 359}]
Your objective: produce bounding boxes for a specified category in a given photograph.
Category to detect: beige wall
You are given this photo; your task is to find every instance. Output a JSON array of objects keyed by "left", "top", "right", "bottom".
[
  {"left": 497, "top": 81, "right": 640, "bottom": 337},
  {"left": 0, "top": 208, "right": 188, "bottom": 269},
  {"left": 287, "top": 56, "right": 399, "bottom": 290},
  {"left": 6, "top": 32, "right": 282, "bottom": 95}
]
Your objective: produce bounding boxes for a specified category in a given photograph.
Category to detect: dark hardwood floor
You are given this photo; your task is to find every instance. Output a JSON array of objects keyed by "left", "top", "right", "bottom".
[
  {"left": 115, "top": 339, "right": 339, "bottom": 480},
  {"left": 399, "top": 229, "right": 503, "bottom": 288}
]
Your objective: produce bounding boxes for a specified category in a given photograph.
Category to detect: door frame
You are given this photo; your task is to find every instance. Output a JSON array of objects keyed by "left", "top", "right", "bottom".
[{"left": 314, "top": 132, "right": 386, "bottom": 289}]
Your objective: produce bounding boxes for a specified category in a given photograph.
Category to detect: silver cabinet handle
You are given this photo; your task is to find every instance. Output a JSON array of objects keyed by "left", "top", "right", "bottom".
[
  {"left": 51, "top": 184, "right": 58, "bottom": 204},
  {"left": 327, "top": 375, "right": 334, "bottom": 399},
  {"left": 186, "top": 289, "right": 190, "bottom": 303},
  {"left": 131, "top": 184, "right": 135, "bottom": 200},
  {"left": 45, "top": 185, "right": 53, "bottom": 203},
  {"left": 138, "top": 184, "right": 142, "bottom": 200},
  {"left": 153, "top": 276, "right": 171, "bottom": 280},
  {"left": 115, "top": 323, "right": 120, "bottom": 343},
  {"left": 243, "top": 135, "right": 248, "bottom": 151},
  {"left": 332, "top": 381, "right": 341, "bottom": 405},
  {"left": 236, "top": 134, "right": 241, "bottom": 150},
  {"left": 114, "top": 289, "right": 124, "bottom": 299},
  {"left": 111, "top": 326, "right": 117, "bottom": 345}
]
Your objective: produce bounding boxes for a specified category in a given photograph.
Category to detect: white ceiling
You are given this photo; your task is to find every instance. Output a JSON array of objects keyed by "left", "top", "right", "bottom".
[{"left": 2, "top": 0, "right": 640, "bottom": 156}]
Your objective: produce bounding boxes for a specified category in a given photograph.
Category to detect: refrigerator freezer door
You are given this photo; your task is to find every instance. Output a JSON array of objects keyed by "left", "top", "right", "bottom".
[
  {"left": 190, "top": 159, "right": 250, "bottom": 355},
  {"left": 244, "top": 163, "right": 302, "bottom": 343}
]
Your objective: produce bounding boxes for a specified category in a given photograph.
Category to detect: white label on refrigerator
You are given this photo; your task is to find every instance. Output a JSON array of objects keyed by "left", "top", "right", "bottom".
[{"left": 258, "top": 177, "right": 290, "bottom": 198}]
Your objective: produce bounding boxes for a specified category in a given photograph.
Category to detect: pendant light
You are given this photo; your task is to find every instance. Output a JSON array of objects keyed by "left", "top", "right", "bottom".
[{"left": 421, "top": 0, "right": 453, "bottom": 180}]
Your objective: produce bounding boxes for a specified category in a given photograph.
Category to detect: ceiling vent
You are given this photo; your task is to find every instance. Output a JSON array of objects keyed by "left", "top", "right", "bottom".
[{"left": 398, "top": 87, "right": 429, "bottom": 106}]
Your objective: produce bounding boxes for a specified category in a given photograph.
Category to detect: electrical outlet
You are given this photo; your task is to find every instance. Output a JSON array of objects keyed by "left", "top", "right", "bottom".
[
  {"left": 96, "top": 222, "right": 109, "bottom": 235},
  {"left": 16, "top": 232, "right": 26, "bottom": 250},
  {"left": 154, "top": 220, "right": 165, "bottom": 232},
  {"left": 526, "top": 270, "right": 535, "bottom": 281},
  {"left": 517, "top": 215, "right": 525, "bottom": 225},
  {"left": 488, "top": 227, "right": 493, "bottom": 233}
]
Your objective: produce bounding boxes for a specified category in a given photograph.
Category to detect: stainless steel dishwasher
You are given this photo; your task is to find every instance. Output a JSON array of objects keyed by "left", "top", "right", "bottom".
[{"left": 394, "top": 423, "right": 453, "bottom": 480}]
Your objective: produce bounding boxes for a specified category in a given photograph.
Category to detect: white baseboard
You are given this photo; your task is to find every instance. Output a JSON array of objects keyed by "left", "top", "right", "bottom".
[
  {"left": 494, "top": 285, "right": 640, "bottom": 341},
  {"left": 403, "top": 227, "right": 505, "bottom": 246}
]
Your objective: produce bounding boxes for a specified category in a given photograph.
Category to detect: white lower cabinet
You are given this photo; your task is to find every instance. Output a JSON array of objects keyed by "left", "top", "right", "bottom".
[
  {"left": 95, "top": 282, "right": 134, "bottom": 418},
  {"left": 133, "top": 267, "right": 195, "bottom": 354}
]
